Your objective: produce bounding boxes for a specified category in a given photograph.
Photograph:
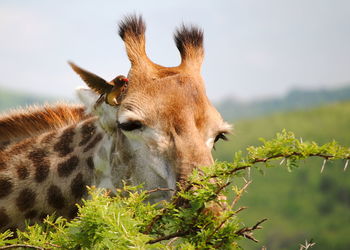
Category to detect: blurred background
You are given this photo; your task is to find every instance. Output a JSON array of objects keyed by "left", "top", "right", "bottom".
[{"left": 1, "top": 0, "right": 349, "bottom": 249}]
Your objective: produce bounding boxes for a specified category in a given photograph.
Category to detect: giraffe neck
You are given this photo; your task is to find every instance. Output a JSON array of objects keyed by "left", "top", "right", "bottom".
[
  {"left": 90, "top": 129, "right": 117, "bottom": 191},
  {"left": 0, "top": 116, "right": 109, "bottom": 232}
]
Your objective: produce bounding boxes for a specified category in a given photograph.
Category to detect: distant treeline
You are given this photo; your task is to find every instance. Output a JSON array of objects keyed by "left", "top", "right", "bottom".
[
  {"left": 216, "top": 84, "right": 350, "bottom": 121},
  {"left": 0, "top": 87, "right": 54, "bottom": 112},
  {"left": 1, "top": 84, "right": 350, "bottom": 119}
]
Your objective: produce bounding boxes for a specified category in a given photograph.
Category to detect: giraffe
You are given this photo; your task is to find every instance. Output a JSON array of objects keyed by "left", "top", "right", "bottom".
[{"left": 0, "top": 15, "right": 231, "bottom": 232}]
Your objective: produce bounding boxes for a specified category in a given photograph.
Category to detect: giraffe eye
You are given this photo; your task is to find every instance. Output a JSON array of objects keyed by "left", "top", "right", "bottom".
[
  {"left": 214, "top": 132, "right": 228, "bottom": 143},
  {"left": 118, "top": 120, "right": 143, "bottom": 131}
]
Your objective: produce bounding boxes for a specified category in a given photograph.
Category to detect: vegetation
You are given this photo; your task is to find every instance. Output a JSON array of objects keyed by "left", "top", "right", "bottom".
[
  {"left": 0, "top": 130, "right": 349, "bottom": 249},
  {"left": 215, "top": 101, "right": 350, "bottom": 249}
]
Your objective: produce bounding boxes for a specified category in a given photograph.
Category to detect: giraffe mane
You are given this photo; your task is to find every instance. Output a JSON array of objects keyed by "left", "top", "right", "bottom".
[{"left": 0, "top": 103, "right": 89, "bottom": 144}]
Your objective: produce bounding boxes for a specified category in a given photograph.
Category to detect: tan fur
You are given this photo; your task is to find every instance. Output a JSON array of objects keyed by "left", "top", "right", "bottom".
[
  {"left": 0, "top": 103, "right": 88, "bottom": 144},
  {"left": 118, "top": 16, "right": 228, "bottom": 182},
  {"left": 0, "top": 116, "right": 101, "bottom": 230}
]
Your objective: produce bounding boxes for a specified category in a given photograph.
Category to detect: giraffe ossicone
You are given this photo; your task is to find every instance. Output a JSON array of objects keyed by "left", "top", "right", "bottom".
[{"left": 0, "top": 14, "right": 231, "bottom": 232}]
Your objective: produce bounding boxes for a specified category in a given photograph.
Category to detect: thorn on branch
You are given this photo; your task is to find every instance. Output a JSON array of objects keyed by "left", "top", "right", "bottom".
[
  {"left": 344, "top": 160, "right": 349, "bottom": 171},
  {"left": 320, "top": 159, "right": 327, "bottom": 173},
  {"left": 46, "top": 242, "right": 61, "bottom": 248},
  {"left": 299, "top": 239, "right": 316, "bottom": 250},
  {"left": 280, "top": 158, "right": 285, "bottom": 165},
  {"left": 166, "top": 237, "right": 179, "bottom": 246},
  {"left": 251, "top": 218, "right": 267, "bottom": 230},
  {"left": 215, "top": 181, "right": 231, "bottom": 195},
  {"left": 234, "top": 218, "right": 267, "bottom": 243},
  {"left": 231, "top": 180, "right": 252, "bottom": 208},
  {"left": 234, "top": 206, "right": 248, "bottom": 214},
  {"left": 145, "top": 187, "right": 175, "bottom": 195}
]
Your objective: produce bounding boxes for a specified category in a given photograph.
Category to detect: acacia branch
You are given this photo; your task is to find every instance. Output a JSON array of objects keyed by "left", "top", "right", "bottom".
[
  {"left": 147, "top": 230, "right": 190, "bottom": 244},
  {"left": 146, "top": 187, "right": 174, "bottom": 195},
  {"left": 0, "top": 244, "right": 44, "bottom": 250},
  {"left": 144, "top": 146, "right": 348, "bottom": 241},
  {"left": 231, "top": 180, "right": 252, "bottom": 208},
  {"left": 208, "top": 151, "right": 349, "bottom": 181},
  {"left": 205, "top": 211, "right": 239, "bottom": 244}
]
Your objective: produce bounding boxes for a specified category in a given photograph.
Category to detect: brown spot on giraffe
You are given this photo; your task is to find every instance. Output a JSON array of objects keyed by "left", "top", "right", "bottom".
[
  {"left": 0, "top": 177, "right": 13, "bottom": 199},
  {"left": 34, "top": 164, "right": 50, "bottom": 183},
  {"left": 57, "top": 155, "right": 79, "bottom": 177},
  {"left": 0, "top": 208, "right": 10, "bottom": 228},
  {"left": 53, "top": 126, "right": 75, "bottom": 157},
  {"left": 0, "top": 141, "right": 11, "bottom": 152},
  {"left": 83, "top": 133, "right": 103, "bottom": 153},
  {"left": 70, "top": 173, "right": 87, "bottom": 199},
  {"left": 28, "top": 148, "right": 48, "bottom": 160},
  {"left": 24, "top": 210, "right": 38, "bottom": 220},
  {"left": 47, "top": 185, "right": 65, "bottom": 209},
  {"left": 86, "top": 157, "right": 95, "bottom": 170},
  {"left": 0, "top": 158, "right": 7, "bottom": 171},
  {"left": 68, "top": 206, "right": 79, "bottom": 219},
  {"left": 16, "top": 188, "right": 36, "bottom": 211},
  {"left": 28, "top": 149, "right": 50, "bottom": 183},
  {"left": 16, "top": 166, "right": 29, "bottom": 180},
  {"left": 79, "top": 120, "right": 97, "bottom": 146}
]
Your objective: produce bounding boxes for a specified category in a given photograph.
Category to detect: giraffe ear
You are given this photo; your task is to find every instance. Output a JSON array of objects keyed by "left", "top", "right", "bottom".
[
  {"left": 76, "top": 87, "right": 99, "bottom": 108},
  {"left": 69, "top": 61, "right": 113, "bottom": 94}
]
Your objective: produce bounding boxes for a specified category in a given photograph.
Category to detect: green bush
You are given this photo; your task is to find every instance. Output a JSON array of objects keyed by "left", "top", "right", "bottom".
[{"left": 0, "top": 130, "right": 349, "bottom": 249}]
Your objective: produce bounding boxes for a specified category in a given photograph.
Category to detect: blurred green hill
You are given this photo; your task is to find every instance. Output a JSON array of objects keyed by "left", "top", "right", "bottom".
[
  {"left": 216, "top": 84, "right": 350, "bottom": 121},
  {"left": 0, "top": 87, "right": 53, "bottom": 113},
  {"left": 214, "top": 101, "right": 350, "bottom": 250}
]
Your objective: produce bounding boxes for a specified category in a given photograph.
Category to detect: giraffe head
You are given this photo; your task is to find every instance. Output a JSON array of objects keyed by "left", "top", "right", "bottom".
[{"left": 71, "top": 15, "right": 231, "bottom": 202}]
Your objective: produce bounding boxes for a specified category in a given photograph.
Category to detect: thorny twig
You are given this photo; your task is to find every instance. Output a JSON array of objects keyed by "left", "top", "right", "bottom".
[
  {"left": 208, "top": 152, "right": 349, "bottom": 181},
  {"left": 144, "top": 151, "right": 347, "bottom": 242},
  {"left": 166, "top": 237, "right": 179, "bottom": 246},
  {"left": 231, "top": 180, "right": 252, "bottom": 208},
  {"left": 320, "top": 159, "right": 327, "bottom": 173},
  {"left": 344, "top": 159, "right": 349, "bottom": 171},
  {"left": 45, "top": 242, "right": 61, "bottom": 248},
  {"left": 299, "top": 239, "right": 316, "bottom": 250},
  {"left": 147, "top": 230, "right": 190, "bottom": 244},
  {"left": 145, "top": 187, "right": 174, "bottom": 195},
  {"left": 205, "top": 209, "right": 244, "bottom": 245},
  {"left": 0, "top": 244, "right": 44, "bottom": 250},
  {"left": 234, "top": 218, "right": 268, "bottom": 243}
]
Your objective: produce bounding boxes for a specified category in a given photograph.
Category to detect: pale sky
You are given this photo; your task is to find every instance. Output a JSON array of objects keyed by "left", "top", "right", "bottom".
[{"left": 0, "top": 0, "right": 349, "bottom": 101}]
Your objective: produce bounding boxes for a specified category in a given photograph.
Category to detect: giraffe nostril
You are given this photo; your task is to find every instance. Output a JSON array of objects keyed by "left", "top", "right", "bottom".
[{"left": 174, "top": 124, "right": 183, "bottom": 136}]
